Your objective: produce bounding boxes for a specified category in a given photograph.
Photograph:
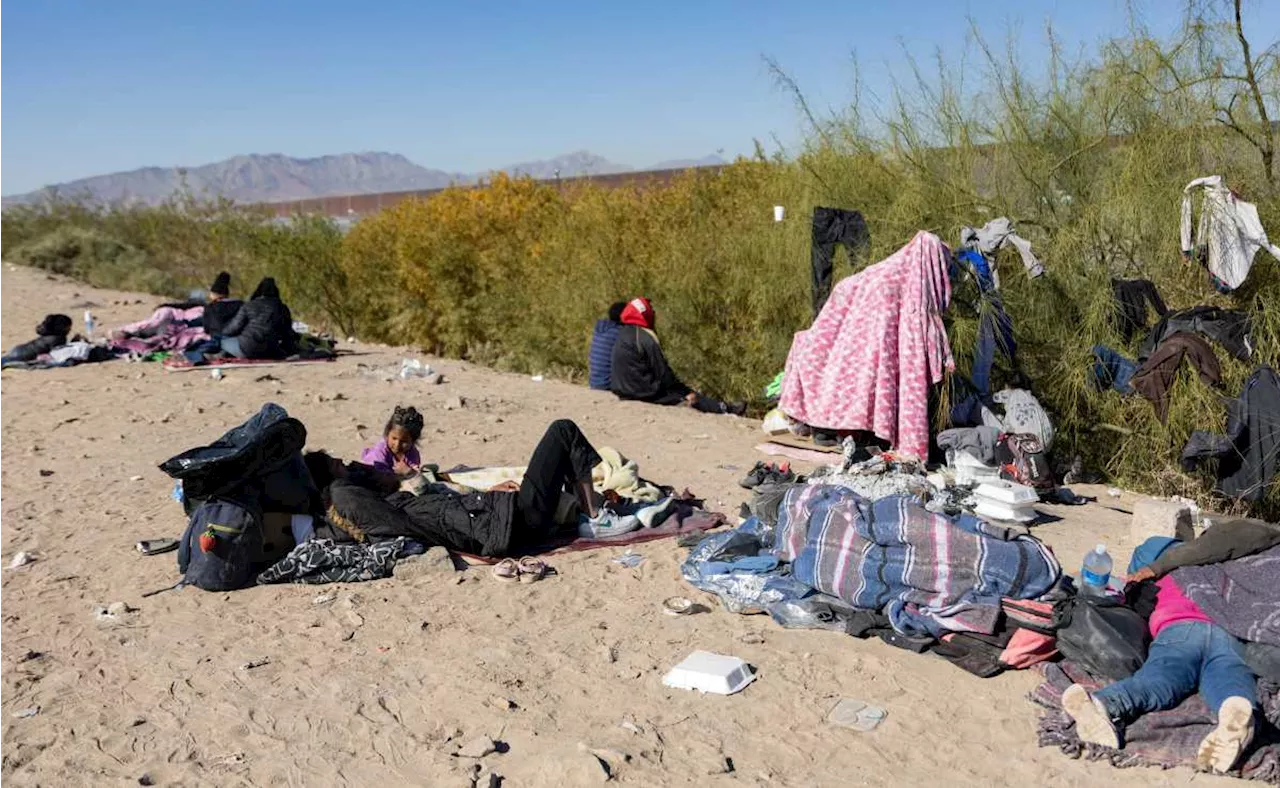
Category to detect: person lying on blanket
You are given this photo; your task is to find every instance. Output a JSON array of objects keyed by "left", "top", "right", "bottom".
[
  {"left": 1061, "top": 534, "right": 1259, "bottom": 774},
  {"left": 609, "top": 297, "right": 746, "bottom": 416},
  {"left": 303, "top": 419, "right": 644, "bottom": 559}
]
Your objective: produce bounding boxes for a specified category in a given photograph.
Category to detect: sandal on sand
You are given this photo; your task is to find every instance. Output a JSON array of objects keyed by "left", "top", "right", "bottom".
[
  {"left": 492, "top": 558, "right": 521, "bottom": 583},
  {"left": 517, "top": 557, "right": 547, "bottom": 583}
]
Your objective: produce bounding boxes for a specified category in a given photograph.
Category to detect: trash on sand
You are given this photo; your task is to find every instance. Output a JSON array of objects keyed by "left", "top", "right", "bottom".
[
  {"left": 399, "top": 359, "right": 436, "bottom": 380},
  {"left": 210, "top": 369, "right": 224, "bottom": 381},
  {"left": 662, "top": 596, "right": 694, "bottom": 616},
  {"left": 239, "top": 657, "right": 271, "bottom": 671},
  {"left": 9, "top": 551, "right": 35, "bottom": 569},
  {"left": 1107, "top": 488, "right": 1122, "bottom": 498},
  {"left": 12, "top": 706, "right": 40, "bottom": 719},
  {"left": 662, "top": 651, "right": 756, "bottom": 695},
  {"left": 530, "top": 374, "right": 545, "bottom": 382},
  {"left": 827, "top": 698, "right": 888, "bottom": 732},
  {"left": 612, "top": 552, "right": 645, "bottom": 569}
]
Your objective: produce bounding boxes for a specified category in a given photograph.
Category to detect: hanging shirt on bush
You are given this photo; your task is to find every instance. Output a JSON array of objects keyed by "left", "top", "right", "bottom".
[{"left": 1180, "top": 175, "right": 1280, "bottom": 291}]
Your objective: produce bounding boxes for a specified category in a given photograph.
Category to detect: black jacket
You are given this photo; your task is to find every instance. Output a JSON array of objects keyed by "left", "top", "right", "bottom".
[
  {"left": 321, "top": 480, "right": 517, "bottom": 557},
  {"left": 1139, "top": 305, "right": 1251, "bottom": 362},
  {"left": 222, "top": 297, "right": 296, "bottom": 358},
  {"left": 1181, "top": 366, "right": 1280, "bottom": 501},
  {"left": 202, "top": 299, "right": 243, "bottom": 336},
  {"left": 5, "top": 334, "right": 67, "bottom": 362},
  {"left": 609, "top": 324, "right": 690, "bottom": 403}
]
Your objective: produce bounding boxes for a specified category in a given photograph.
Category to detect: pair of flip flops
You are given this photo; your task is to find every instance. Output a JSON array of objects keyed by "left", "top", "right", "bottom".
[{"left": 492, "top": 556, "right": 548, "bottom": 583}]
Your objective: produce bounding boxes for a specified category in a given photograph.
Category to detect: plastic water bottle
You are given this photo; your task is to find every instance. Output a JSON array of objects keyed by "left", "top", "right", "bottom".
[
  {"left": 1081, "top": 543, "right": 1113, "bottom": 595},
  {"left": 83, "top": 310, "right": 95, "bottom": 339}
]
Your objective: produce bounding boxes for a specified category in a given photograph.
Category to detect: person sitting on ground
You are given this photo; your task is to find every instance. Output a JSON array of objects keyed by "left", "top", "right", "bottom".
[
  {"left": 2, "top": 314, "right": 75, "bottom": 365},
  {"left": 609, "top": 297, "right": 746, "bottom": 415},
  {"left": 1061, "top": 538, "right": 1258, "bottom": 774},
  {"left": 589, "top": 301, "right": 627, "bottom": 391},
  {"left": 361, "top": 406, "right": 424, "bottom": 475},
  {"left": 201, "top": 271, "right": 243, "bottom": 337},
  {"left": 219, "top": 277, "right": 298, "bottom": 359},
  {"left": 303, "top": 419, "right": 641, "bottom": 558}
]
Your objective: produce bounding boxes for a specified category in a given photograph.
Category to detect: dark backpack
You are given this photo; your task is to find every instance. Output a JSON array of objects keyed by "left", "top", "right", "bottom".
[
  {"left": 177, "top": 499, "right": 263, "bottom": 591},
  {"left": 1052, "top": 593, "right": 1149, "bottom": 681},
  {"left": 995, "top": 433, "right": 1054, "bottom": 492}
]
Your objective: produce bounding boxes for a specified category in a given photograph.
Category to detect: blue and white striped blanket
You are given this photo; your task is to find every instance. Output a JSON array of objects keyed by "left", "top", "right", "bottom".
[{"left": 775, "top": 485, "right": 1060, "bottom": 637}]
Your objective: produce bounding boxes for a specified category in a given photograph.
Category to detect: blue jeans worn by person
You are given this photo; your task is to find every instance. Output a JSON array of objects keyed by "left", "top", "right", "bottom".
[
  {"left": 220, "top": 336, "right": 247, "bottom": 358},
  {"left": 1095, "top": 621, "right": 1257, "bottom": 722}
]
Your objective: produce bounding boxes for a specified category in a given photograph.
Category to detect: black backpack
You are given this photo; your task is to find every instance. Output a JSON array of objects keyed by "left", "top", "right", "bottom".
[
  {"left": 995, "top": 433, "right": 1054, "bottom": 492},
  {"left": 177, "top": 499, "right": 263, "bottom": 591}
]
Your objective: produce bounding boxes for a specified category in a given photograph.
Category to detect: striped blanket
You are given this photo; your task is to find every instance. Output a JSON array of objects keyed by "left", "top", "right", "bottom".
[{"left": 775, "top": 484, "right": 1060, "bottom": 637}]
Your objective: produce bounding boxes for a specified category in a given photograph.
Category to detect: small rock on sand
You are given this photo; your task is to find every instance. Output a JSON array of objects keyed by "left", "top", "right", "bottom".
[{"left": 456, "top": 735, "right": 497, "bottom": 759}]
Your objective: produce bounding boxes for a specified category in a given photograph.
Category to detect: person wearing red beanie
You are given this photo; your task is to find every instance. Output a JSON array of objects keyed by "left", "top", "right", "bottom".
[{"left": 608, "top": 297, "right": 745, "bottom": 416}]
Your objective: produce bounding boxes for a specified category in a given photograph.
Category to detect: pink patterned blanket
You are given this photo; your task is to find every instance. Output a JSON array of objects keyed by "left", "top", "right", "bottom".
[{"left": 779, "top": 231, "right": 954, "bottom": 460}]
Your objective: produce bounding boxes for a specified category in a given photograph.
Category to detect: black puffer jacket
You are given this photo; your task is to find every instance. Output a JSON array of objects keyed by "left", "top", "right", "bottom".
[
  {"left": 202, "top": 299, "right": 243, "bottom": 336},
  {"left": 222, "top": 295, "right": 295, "bottom": 358},
  {"left": 321, "top": 481, "right": 518, "bottom": 557},
  {"left": 609, "top": 324, "right": 690, "bottom": 403}
]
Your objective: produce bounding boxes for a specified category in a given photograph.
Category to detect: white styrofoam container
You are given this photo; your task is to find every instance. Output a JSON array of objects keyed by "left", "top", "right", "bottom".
[
  {"left": 973, "top": 480, "right": 1039, "bottom": 505},
  {"left": 662, "top": 651, "right": 756, "bottom": 695},
  {"left": 974, "top": 499, "right": 1037, "bottom": 523}
]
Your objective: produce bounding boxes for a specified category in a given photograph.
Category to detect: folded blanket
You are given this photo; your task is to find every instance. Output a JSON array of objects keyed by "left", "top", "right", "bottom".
[
  {"left": 592, "top": 446, "right": 662, "bottom": 503},
  {"left": 776, "top": 485, "right": 1060, "bottom": 637},
  {"left": 1174, "top": 544, "right": 1280, "bottom": 647}
]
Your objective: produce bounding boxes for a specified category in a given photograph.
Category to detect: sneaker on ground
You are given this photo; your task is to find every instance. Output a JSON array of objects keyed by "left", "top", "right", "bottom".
[
  {"left": 1197, "top": 696, "right": 1255, "bottom": 773},
  {"left": 578, "top": 509, "right": 642, "bottom": 540},
  {"left": 1061, "top": 684, "right": 1120, "bottom": 750}
]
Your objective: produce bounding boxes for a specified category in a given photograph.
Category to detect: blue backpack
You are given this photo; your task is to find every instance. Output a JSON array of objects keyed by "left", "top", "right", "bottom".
[{"left": 177, "top": 499, "right": 263, "bottom": 591}]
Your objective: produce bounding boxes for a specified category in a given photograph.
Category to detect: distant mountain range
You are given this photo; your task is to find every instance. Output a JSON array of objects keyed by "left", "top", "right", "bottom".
[{"left": 2, "top": 150, "right": 727, "bottom": 207}]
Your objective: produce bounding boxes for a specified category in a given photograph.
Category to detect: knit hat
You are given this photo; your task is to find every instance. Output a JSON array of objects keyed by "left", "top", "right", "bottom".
[
  {"left": 619, "top": 297, "right": 655, "bottom": 329},
  {"left": 210, "top": 271, "right": 231, "bottom": 297}
]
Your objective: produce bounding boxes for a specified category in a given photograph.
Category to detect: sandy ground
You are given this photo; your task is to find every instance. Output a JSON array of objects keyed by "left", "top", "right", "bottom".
[{"left": 0, "top": 265, "right": 1242, "bottom": 787}]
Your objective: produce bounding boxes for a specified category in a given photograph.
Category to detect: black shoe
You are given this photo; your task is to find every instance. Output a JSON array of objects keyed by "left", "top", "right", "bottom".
[
  {"left": 739, "top": 461, "right": 769, "bottom": 489},
  {"left": 726, "top": 401, "right": 748, "bottom": 417},
  {"left": 813, "top": 429, "right": 838, "bottom": 448}
]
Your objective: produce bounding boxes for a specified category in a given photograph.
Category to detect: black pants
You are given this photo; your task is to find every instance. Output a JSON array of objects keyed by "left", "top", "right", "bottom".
[
  {"left": 811, "top": 207, "right": 870, "bottom": 316},
  {"left": 518, "top": 420, "right": 603, "bottom": 530},
  {"left": 1111, "top": 279, "right": 1167, "bottom": 344},
  {"left": 650, "top": 389, "right": 732, "bottom": 414}
]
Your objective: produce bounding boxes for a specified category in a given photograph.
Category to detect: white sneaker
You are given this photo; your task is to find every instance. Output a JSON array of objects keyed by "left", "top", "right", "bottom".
[
  {"left": 1197, "top": 696, "right": 1255, "bottom": 773},
  {"left": 578, "top": 509, "right": 641, "bottom": 540},
  {"left": 1062, "top": 684, "right": 1120, "bottom": 749}
]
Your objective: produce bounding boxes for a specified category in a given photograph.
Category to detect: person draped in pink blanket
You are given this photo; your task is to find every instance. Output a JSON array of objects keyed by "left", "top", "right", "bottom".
[{"left": 778, "top": 231, "right": 955, "bottom": 460}]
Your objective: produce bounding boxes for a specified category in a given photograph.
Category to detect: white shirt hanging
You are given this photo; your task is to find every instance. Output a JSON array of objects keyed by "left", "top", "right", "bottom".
[{"left": 1180, "top": 175, "right": 1280, "bottom": 291}]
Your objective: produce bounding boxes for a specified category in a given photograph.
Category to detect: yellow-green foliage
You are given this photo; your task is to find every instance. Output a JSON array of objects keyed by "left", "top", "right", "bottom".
[{"left": 2, "top": 6, "right": 1277, "bottom": 513}]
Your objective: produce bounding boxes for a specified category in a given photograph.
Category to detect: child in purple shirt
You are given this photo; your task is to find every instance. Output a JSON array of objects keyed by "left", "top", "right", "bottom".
[{"left": 361, "top": 406, "right": 423, "bottom": 474}]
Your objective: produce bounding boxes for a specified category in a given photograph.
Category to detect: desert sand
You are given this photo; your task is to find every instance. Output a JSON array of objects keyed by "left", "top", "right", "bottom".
[{"left": 1, "top": 265, "right": 1239, "bottom": 786}]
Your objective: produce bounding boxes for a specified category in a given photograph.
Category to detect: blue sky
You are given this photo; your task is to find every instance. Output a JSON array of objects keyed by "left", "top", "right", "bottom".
[{"left": 3, "top": 0, "right": 1275, "bottom": 195}]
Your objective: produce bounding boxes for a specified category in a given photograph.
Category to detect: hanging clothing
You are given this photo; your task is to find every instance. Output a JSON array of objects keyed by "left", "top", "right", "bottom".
[
  {"left": 780, "top": 231, "right": 954, "bottom": 461},
  {"left": 1180, "top": 175, "right": 1280, "bottom": 291},
  {"left": 1139, "top": 305, "right": 1253, "bottom": 363},
  {"left": 959, "top": 217, "right": 1045, "bottom": 282},
  {"left": 1111, "top": 279, "right": 1167, "bottom": 344},
  {"left": 810, "top": 207, "right": 871, "bottom": 316},
  {"left": 1181, "top": 366, "right": 1280, "bottom": 502},
  {"left": 1091, "top": 345, "right": 1138, "bottom": 394},
  {"left": 971, "top": 290, "right": 1018, "bottom": 396},
  {"left": 1131, "top": 333, "right": 1222, "bottom": 423}
]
